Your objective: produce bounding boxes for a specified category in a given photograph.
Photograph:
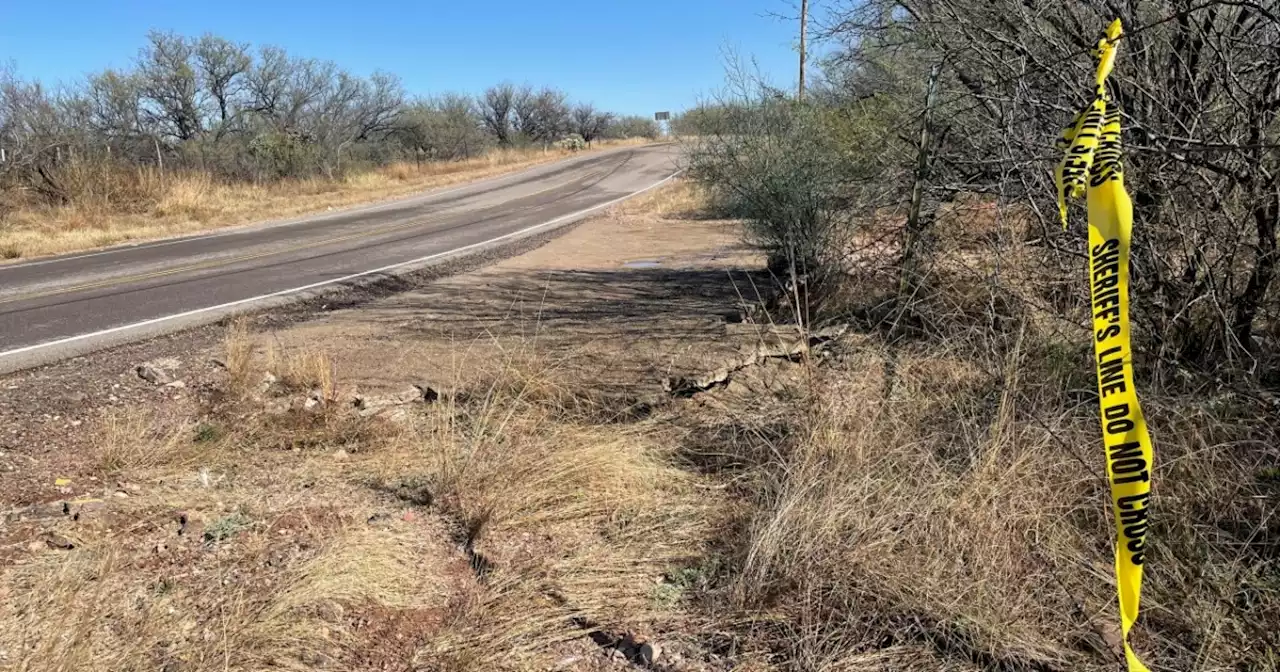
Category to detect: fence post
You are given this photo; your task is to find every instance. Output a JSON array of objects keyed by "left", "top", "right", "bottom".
[{"left": 154, "top": 138, "right": 165, "bottom": 185}]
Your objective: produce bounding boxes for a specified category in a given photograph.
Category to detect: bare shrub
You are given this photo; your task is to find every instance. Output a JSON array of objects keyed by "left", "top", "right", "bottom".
[
  {"left": 606, "top": 115, "right": 661, "bottom": 140},
  {"left": 820, "top": 0, "right": 1280, "bottom": 376},
  {"left": 685, "top": 101, "right": 853, "bottom": 299},
  {"left": 699, "top": 307, "right": 1279, "bottom": 669}
]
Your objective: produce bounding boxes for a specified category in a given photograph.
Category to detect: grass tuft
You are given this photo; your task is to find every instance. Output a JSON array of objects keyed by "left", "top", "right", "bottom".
[
  {"left": 93, "top": 410, "right": 195, "bottom": 476},
  {"left": 266, "top": 341, "right": 335, "bottom": 399},
  {"left": 223, "top": 318, "right": 255, "bottom": 397}
]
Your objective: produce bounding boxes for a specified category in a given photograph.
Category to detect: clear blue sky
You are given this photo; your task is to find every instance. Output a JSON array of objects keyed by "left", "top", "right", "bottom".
[{"left": 0, "top": 0, "right": 803, "bottom": 116}]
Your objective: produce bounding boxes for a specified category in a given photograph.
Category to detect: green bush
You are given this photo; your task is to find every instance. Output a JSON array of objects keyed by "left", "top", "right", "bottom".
[
  {"left": 554, "top": 134, "right": 587, "bottom": 151},
  {"left": 685, "top": 100, "right": 864, "bottom": 281}
]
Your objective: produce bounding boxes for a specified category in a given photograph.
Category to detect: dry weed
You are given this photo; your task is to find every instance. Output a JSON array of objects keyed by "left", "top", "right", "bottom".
[
  {"left": 709, "top": 345, "right": 1105, "bottom": 669},
  {"left": 617, "top": 178, "right": 706, "bottom": 219},
  {"left": 0, "top": 515, "right": 451, "bottom": 671},
  {"left": 266, "top": 341, "right": 335, "bottom": 399},
  {"left": 0, "top": 382, "right": 453, "bottom": 672},
  {"left": 151, "top": 173, "right": 215, "bottom": 220},
  {"left": 93, "top": 409, "right": 195, "bottom": 476},
  {"left": 698, "top": 221, "right": 1280, "bottom": 671},
  {"left": 228, "top": 524, "right": 454, "bottom": 670},
  {"left": 0, "top": 549, "right": 160, "bottom": 672},
  {"left": 223, "top": 318, "right": 255, "bottom": 397},
  {"left": 392, "top": 362, "right": 715, "bottom": 670}
]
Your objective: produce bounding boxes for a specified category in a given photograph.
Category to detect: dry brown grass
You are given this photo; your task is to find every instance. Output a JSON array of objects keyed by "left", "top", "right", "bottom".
[
  {"left": 369, "top": 350, "right": 718, "bottom": 670},
  {"left": 0, "top": 499, "right": 451, "bottom": 672},
  {"left": 223, "top": 318, "right": 255, "bottom": 397},
  {"left": 0, "top": 139, "right": 652, "bottom": 261},
  {"left": 410, "top": 416, "right": 712, "bottom": 668},
  {"left": 614, "top": 178, "right": 708, "bottom": 219},
  {"left": 0, "top": 321, "right": 714, "bottom": 671},
  {"left": 265, "top": 340, "right": 335, "bottom": 399},
  {"left": 703, "top": 331, "right": 1280, "bottom": 671},
  {"left": 93, "top": 409, "right": 196, "bottom": 476},
  {"left": 710, "top": 346, "right": 1099, "bottom": 669},
  {"left": 7, "top": 182, "right": 1271, "bottom": 671},
  {"left": 683, "top": 201, "right": 1280, "bottom": 670},
  {"left": 0, "top": 342, "right": 447, "bottom": 671}
]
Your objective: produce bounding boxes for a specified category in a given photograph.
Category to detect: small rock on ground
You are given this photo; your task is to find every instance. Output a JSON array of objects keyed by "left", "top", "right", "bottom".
[
  {"left": 137, "top": 363, "right": 173, "bottom": 385},
  {"left": 638, "top": 642, "right": 662, "bottom": 665}
]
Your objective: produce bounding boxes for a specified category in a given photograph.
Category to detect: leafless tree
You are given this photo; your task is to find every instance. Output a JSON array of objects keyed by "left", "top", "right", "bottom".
[
  {"left": 136, "top": 31, "right": 202, "bottom": 141},
  {"left": 194, "top": 34, "right": 251, "bottom": 136},
  {"left": 84, "top": 70, "right": 145, "bottom": 140},
  {"left": 608, "top": 115, "right": 660, "bottom": 139},
  {"left": 821, "top": 0, "right": 1280, "bottom": 370},
  {"left": 3, "top": 31, "right": 634, "bottom": 200},
  {"left": 480, "top": 82, "right": 516, "bottom": 145},
  {"left": 0, "top": 70, "right": 95, "bottom": 204},
  {"left": 527, "top": 87, "right": 570, "bottom": 146},
  {"left": 398, "top": 94, "right": 487, "bottom": 160},
  {"left": 511, "top": 84, "right": 538, "bottom": 140},
  {"left": 509, "top": 85, "right": 570, "bottom": 146},
  {"left": 571, "top": 103, "right": 613, "bottom": 145}
]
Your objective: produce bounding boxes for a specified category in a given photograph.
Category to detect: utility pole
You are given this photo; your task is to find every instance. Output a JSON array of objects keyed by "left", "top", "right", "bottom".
[{"left": 798, "top": 0, "right": 809, "bottom": 101}]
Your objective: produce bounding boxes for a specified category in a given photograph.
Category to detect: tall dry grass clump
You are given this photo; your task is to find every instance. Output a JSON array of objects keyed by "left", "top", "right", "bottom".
[
  {"left": 682, "top": 109, "right": 1278, "bottom": 665},
  {"left": 150, "top": 172, "right": 216, "bottom": 220},
  {"left": 222, "top": 318, "right": 256, "bottom": 397},
  {"left": 0, "top": 351, "right": 450, "bottom": 672},
  {"left": 93, "top": 409, "right": 196, "bottom": 476},
  {"left": 265, "top": 341, "right": 335, "bottom": 399},
  {"left": 0, "top": 512, "right": 449, "bottom": 672},
  {"left": 701, "top": 327, "right": 1279, "bottom": 669},
  {"left": 719, "top": 345, "right": 1103, "bottom": 669}
]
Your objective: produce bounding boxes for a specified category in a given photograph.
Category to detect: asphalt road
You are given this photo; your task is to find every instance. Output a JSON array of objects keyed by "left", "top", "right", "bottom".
[{"left": 0, "top": 143, "right": 679, "bottom": 373}]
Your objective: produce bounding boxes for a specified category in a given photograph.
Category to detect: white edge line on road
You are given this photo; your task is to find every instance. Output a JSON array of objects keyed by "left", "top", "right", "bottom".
[
  {"left": 0, "top": 170, "right": 682, "bottom": 361},
  {"left": 0, "top": 168, "right": 497, "bottom": 270},
  {"left": 0, "top": 144, "right": 658, "bottom": 271}
]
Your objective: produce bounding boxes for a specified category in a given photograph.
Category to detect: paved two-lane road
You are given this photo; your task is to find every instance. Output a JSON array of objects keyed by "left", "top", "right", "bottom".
[{"left": 0, "top": 144, "right": 679, "bottom": 372}]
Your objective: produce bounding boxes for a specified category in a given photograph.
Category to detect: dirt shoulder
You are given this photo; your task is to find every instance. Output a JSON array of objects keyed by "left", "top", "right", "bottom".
[{"left": 0, "top": 180, "right": 781, "bottom": 671}]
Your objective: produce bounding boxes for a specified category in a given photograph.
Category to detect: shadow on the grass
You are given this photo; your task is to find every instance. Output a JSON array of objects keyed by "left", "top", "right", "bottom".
[{"left": 372, "top": 267, "right": 776, "bottom": 343}]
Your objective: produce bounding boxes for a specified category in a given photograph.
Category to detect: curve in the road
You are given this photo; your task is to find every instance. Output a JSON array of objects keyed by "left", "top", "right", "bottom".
[{"left": 0, "top": 144, "right": 679, "bottom": 372}]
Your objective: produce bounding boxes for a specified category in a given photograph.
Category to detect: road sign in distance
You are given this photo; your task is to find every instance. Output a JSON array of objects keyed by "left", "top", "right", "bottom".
[{"left": 654, "top": 111, "right": 670, "bottom": 121}]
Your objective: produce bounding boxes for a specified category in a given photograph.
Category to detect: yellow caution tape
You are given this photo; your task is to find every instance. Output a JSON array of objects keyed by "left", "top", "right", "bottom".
[
  {"left": 1055, "top": 19, "right": 1154, "bottom": 672},
  {"left": 1056, "top": 103, "right": 1104, "bottom": 228}
]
